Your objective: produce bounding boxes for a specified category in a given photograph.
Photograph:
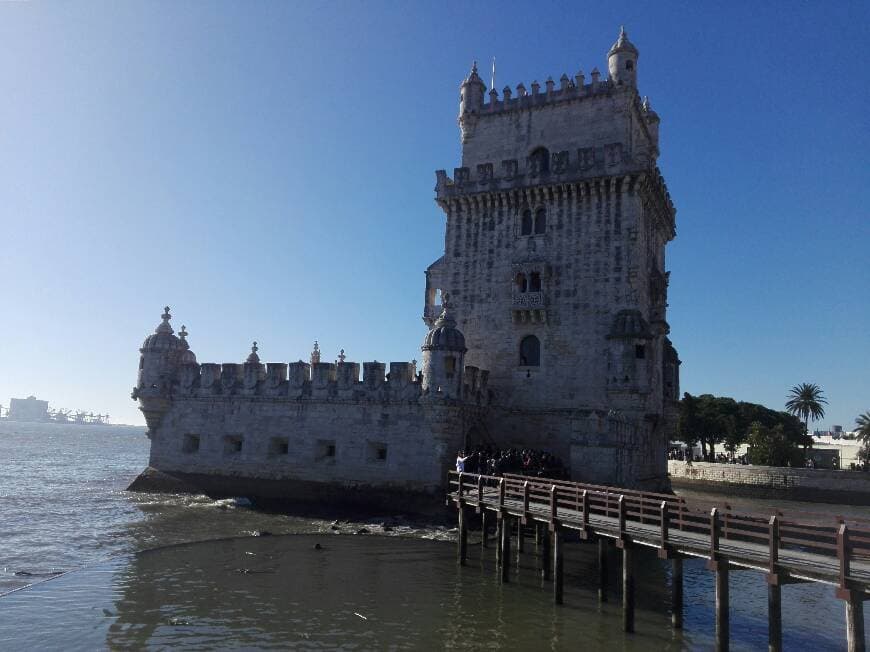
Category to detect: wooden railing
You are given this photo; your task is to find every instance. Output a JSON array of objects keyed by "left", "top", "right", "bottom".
[{"left": 449, "top": 471, "right": 870, "bottom": 585}]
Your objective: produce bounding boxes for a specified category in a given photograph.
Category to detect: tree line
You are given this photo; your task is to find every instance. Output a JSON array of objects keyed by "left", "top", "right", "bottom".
[
  {"left": 677, "top": 384, "right": 870, "bottom": 469},
  {"left": 677, "top": 392, "right": 811, "bottom": 466}
]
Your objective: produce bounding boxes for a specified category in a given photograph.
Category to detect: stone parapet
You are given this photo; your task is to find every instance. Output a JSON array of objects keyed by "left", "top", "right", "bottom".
[{"left": 668, "top": 461, "right": 870, "bottom": 505}]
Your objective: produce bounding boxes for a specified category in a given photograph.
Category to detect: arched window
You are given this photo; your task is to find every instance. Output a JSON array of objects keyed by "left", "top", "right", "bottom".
[
  {"left": 534, "top": 208, "right": 546, "bottom": 234},
  {"left": 529, "top": 272, "right": 541, "bottom": 292},
  {"left": 625, "top": 60, "right": 634, "bottom": 71},
  {"left": 521, "top": 209, "right": 532, "bottom": 235},
  {"left": 530, "top": 147, "right": 550, "bottom": 174},
  {"left": 519, "top": 335, "right": 541, "bottom": 366},
  {"left": 515, "top": 273, "right": 528, "bottom": 293}
]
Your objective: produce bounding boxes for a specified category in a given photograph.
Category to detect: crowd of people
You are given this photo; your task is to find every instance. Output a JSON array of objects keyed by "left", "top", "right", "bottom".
[
  {"left": 667, "top": 448, "right": 749, "bottom": 464},
  {"left": 456, "top": 446, "right": 568, "bottom": 479}
]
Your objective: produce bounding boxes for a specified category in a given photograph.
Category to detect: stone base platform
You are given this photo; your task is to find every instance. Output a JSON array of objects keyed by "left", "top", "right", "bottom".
[{"left": 127, "top": 466, "right": 448, "bottom": 517}]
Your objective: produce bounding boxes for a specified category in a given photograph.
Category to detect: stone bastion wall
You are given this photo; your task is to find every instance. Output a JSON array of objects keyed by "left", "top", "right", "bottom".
[{"left": 668, "top": 461, "right": 870, "bottom": 505}]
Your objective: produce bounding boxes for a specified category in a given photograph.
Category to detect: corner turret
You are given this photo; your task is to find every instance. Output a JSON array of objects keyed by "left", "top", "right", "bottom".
[
  {"left": 132, "top": 306, "right": 184, "bottom": 435},
  {"left": 458, "top": 62, "right": 486, "bottom": 144},
  {"left": 420, "top": 295, "right": 467, "bottom": 399},
  {"left": 608, "top": 26, "right": 638, "bottom": 88}
]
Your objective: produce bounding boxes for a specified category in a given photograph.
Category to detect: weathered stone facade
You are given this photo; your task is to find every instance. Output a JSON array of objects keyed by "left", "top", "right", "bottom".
[
  {"left": 131, "top": 29, "right": 680, "bottom": 508},
  {"left": 425, "top": 28, "right": 679, "bottom": 487}
]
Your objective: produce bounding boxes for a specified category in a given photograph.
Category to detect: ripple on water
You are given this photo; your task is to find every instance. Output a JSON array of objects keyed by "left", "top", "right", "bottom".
[{"left": 0, "top": 534, "right": 865, "bottom": 650}]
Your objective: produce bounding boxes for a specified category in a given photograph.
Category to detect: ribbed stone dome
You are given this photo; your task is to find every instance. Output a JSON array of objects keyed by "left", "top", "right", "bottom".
[
  {"left": 608, "top": 26, "right": 638, "bottom": 56},
  {"left": 608, "top": 309, "right": 651, "bottom": 339},
  {"left": 421, "top": 306, "right": 467, "bottom": 352},
  {"left": 141, "top": 307, "right": 183, "bottom": 352}
]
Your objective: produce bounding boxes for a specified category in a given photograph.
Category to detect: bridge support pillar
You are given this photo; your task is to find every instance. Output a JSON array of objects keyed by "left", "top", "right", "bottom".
[
  {"left": 517, "top": 519, "right": 524, "bottom": 554},
  {"left": 622, "top": 544, "right": 635, "bottom": 633},
  {"left": 767, "top": 580, "right": 781, "bottom": 652},
  {"left": 481, "top": 510, "right": 488, "bottom": 549},
  {"left": 712, "top": 562, "right": 729, "bottom": 652},
  {"left": 495, "top": 515, "right": 503, "bottom": 567},
  {"left": 541, "top": 525, "right": 551, "bottom": 581},
  {"left": 844, "top": 594, "right": 865, "bottom": 652},
  {"left": 457, "top": 504, "right": 468, "bottom": 566},
  {"left": 598, "top": 538, "right": 609, "bottom": 603},
  {"left": 500, "top": 515, "right": 511, "bottom": 582},
  {"left": 672, "top": 557, "right": 683, "bottom": 630},
  {"left": 553, "top": 526, "right": 564, "bottom": 604}
]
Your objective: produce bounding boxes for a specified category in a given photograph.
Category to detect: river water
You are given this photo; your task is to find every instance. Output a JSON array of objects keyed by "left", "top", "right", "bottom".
[{"left": 0, "top": 422, "right": 867, "bottom": 650}]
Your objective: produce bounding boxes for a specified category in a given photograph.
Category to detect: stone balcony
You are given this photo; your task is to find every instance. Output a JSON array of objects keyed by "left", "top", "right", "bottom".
[
  {"left": 511, "top": 292, "right": 547, "bottom": 323},
  {"left": 512, "top": 292, "right": 545, "bottom": 309}
]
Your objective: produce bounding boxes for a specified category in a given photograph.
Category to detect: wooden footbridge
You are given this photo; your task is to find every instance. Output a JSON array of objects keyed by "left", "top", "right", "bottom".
[{"left": 448, "top": 471, "right": 870, "bottom": 651}]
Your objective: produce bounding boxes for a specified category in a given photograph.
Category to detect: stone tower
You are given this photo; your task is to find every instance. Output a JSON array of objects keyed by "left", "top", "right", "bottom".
[{"left": 425, "top": 28, "right": 679, "bottom": 488}]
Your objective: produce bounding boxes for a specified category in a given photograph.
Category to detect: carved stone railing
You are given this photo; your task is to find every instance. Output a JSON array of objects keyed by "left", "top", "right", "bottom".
[{"left": 512, "top": 292, "right": 545, "bottom": 309}]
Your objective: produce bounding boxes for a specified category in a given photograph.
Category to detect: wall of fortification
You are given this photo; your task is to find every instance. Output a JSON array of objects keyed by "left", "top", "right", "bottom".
[
  {"left": 480, "top": 407, "right": 666, "bottom": 490},
  {"left": 148, "top": 398, "right": 476, "bottom": 495},
  {"left": 668, "top": 461, "right": 870, "bottom": 504},
  {"left": 435, "top": 175, "right": 669, "bottom": 415}
]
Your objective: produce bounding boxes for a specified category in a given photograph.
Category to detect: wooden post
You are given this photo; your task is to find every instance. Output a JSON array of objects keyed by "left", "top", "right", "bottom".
[
  {"left": 501, "top": 514, "right": 511, "bottom": 582},
  {"left": 672, "top": 557, "right": 683, "bottom": 630},
  {"left": 709, "top": 508, "right": 729, "bottom": 652},
  {"left": 845, "top": 598, "right": 865, "bottom": 652},
  {"left": 541, "top": 525, "right": 551, "bottom": 581},
  {"left": 495, "top": 515, "right": 503, "bottom": 567},
  {"left": 517, "top": 518, "right": 525, "bottom": 554},
  {"left": 618, "top": 494, "right": 626, "bottom": 538},
  {"left": 715, "top": 562, "right": 729, "bottom": 652},
  {"left": 481, "top": 509, "right": 488, "bottom": 549},
  {"left": 458, "top": 504, "right": 468, "bottom": 565},
  {"left": 477, "top": 474, "right": 484, "bottom": 507},
  {"left": 768, "top": 515, "right": 781, "bottom": 652},
  {"left": 581, "top": 490, "right": 590, "bottom": 537},
  {"left": 553, "top": 526, "right": 564, "bottom": 604},
  {"left": 550, "top": 485, "right": 558, "bottom": 527},
  {"left": 598, "top": 537, "right": 609, "bottom": 603},
  {"left": 710, "top": 507, "right": 720, "bottom": 561},
  {"left": 660, "top": 500, "right": 669, "bottom": 551},
  {"left": 768, "top": 581, "right": 782, "bottom": 652},
  {"left": 535, "top": 522, "right": 541, "bottom": 548},
  {"left": 522, "top": 480, "right": 530, "bottom": 519},
  {"left": 838, "top": 524, "right": 866, "bottom": 652},
  {"left": 622, "top": 544, "right": 635, "bottom": 633}
]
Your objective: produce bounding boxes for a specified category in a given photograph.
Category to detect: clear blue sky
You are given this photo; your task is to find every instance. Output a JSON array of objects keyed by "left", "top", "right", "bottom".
[{"left": 0, "top": 1, "right": 867, "bottom": 428}]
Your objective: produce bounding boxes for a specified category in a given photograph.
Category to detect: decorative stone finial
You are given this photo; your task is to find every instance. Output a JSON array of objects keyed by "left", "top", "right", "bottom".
[
  {"left": 337, "top": 349, "right": 346, "bottom": 365},
  {"left": 156, "top": 306, "right": 173, "bottom": 334},
  {"left": 609, "top": 25, "right": 638, "bottom": 56},
  {"left": 179, "top": 325, "right": 189, "bottom": 348},
  {"left": 642, "top": 96, "right": 651, "bottom": 111},
  {"left": 310, "top": 340, "right": 321, "bottom": 366},
  {"left": 247, "top": 341, "right": 260, "bottom": 364}
]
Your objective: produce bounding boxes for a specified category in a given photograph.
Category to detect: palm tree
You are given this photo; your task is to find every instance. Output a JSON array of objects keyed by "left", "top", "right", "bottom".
[
  {"left": 856, "top": 412, "right": 870, "bottom": 444},
  {"left": 785, "top": 383, "right": 828, "bottom": 435}
]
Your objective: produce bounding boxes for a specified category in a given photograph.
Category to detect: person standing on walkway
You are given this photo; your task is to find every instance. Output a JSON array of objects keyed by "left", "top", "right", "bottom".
[{"left": 456, "top": 451, "right": 471, "bottom": 473}]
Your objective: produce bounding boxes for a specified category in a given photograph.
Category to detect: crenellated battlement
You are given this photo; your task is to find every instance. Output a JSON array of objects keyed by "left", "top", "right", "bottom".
[
  {"left": 157, "top": 339, "right": 491, "bottom": 406},
  {"left": 481, "top": 71, "right": 615, "bottom": 116}
]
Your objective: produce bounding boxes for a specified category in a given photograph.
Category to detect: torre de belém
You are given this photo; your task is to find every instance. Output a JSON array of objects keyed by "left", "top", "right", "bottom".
[{"left": 130, "top": 28, "right": 681, "bottom": 511}]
